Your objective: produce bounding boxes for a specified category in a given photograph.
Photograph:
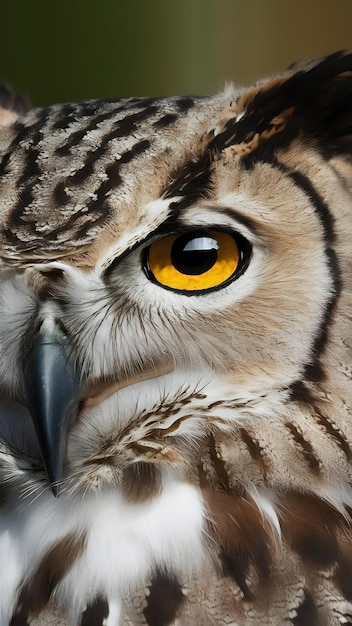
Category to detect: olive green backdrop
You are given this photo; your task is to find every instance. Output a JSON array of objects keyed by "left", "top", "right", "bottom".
[{"left": 0, "top": 0, "right": 351, "bottom": 106}]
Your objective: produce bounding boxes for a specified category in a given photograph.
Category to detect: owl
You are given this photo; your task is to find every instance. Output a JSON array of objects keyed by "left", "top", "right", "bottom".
[{"left": 0, "top": 51, "right": 352, "bottom": 626}]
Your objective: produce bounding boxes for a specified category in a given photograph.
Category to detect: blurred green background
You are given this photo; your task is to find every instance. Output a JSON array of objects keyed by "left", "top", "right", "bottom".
[{"left": 0, "top": 0, "right": 351, "bottom": 107}]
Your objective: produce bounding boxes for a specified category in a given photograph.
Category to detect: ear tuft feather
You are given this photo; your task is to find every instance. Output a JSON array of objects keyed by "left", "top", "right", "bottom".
[{"left": 210, "top": 51, "right": 352, "bottom": 161}]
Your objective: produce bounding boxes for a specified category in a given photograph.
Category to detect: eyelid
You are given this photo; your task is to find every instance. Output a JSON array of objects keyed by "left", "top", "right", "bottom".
[
  {"left": 179, "top": 205, "right": 260, "bottom": 239},
  {"left": 104, "top": 223, "right": 252, "bottom": 281}
]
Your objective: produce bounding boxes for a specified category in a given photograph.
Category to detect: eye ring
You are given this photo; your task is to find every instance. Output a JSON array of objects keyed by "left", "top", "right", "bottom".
[{"left": 143, "top": 229, "right": 251, "bottom": 295}]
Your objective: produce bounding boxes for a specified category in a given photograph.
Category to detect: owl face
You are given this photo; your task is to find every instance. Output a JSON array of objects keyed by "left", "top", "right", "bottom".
[{"left": 0, "top": 97, "right": 334, "bottom": 494}]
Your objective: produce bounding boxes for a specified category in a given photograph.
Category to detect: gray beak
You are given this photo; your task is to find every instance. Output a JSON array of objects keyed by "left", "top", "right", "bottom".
[{"left": 23, "top": 319, "right": 83, "bottom": 496}]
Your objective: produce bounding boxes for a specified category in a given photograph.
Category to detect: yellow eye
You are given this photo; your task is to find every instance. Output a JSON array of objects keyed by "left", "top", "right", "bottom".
[{"left": 144, "top": 229, "right": 249, "bottom": 293}]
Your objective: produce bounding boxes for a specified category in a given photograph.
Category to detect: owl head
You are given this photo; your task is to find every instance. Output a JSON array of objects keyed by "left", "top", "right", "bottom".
[{"left": 0, "top": 52, "right": 350, "bottom": 498}]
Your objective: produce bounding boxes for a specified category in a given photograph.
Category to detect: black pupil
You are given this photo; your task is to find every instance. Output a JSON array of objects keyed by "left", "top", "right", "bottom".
[{"left": 171, "top": 233, "right": 218, "bottom": 275}]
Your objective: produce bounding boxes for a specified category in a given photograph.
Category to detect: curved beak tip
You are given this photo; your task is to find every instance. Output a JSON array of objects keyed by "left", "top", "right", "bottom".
[{"left": 50, "top": 482, "right": 60, "bottom": 498}]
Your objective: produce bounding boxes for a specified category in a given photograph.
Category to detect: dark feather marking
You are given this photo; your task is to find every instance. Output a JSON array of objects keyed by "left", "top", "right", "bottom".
[
  {"left": 125, "top": 97, "right": 161, "bottom": 109},
  {"left": 35, "top": 139, "right": 151, "bottom": 243},
  {"left": 16, "top": 148, "right": 41, "bottom": 189},
  {"left": 291, "top": 150, "right": 338, "bottom": 227},
  {"left": 67, "top": 155, "right": 96, "bottom": 185},
  {"left": 9, "top": 613, "right": 30, "bottom": 626},
  {"left": 315, "top": 411, "right": 352, "bottom": 460},
  {"left": 153, "top": 113, "right": 178, "bottom": 128},
  {"left": 56, "top": 104, "right": 157, "bottom": 157},
  {"left": 0, "top": 120, "right": 24, "bottom": 177},
  {"left": 208, "top": 432, "right": 231, "bottom": 491},
  {"left": 289, "top": 382, "right": 352, "bottom": 460},
  {"left": 52, "top": 102, "right": 80, "bottom": 130},
  {"left": 304, "top": 362, "right": 326, "bottom": 383},
  {"left": 287, "top": 169, "right": 336, "bottom": 245},
  {"left": 58, "top": 140, "right": 146, "bottom": 239},
  {"left": 80, "top": 596, "right": 109, "bottom": 626},
  {"left": 53, "top": 180, "right": 70, "bottom": 205},
  {"left": 11, "top": 532, "right": 86, "bottom": 618},
  {"left": 1, "top": 227, "right": 24, "bottom": 246},
  {"left": 239, "top": 427, "right": 268, "bottom": 477},
  {"left": 2, "top": 110, "right": 50, "bottom": 240},
  {"left": 220, "top": 548, "right": 252, "bottom": 600},
  {"left": 53, "top": 100, "right": 112, "bottom": 129},
  {"left": 46, "top": 167, "right": 118, "bottom": 239},
  {"left": 118, "top": 139, "right": 151, "bottom": 165},
  {"left": 289, "top": 380, "right": 317, "bottom": 404},
  {"left": 285, "top": 422, "right": 321, "bottom": 472},
  {"left": 55, "top": 104, "right": 143, "bottom": 155},
  {"left": 270, "top": 162, "right": 341, "bottom": 390},
  {"left": 77, "top": 140, "right": 151, "bottom": 221},
  {"left": 122, "top": 462, "right": 162, "bottom": 503},
  {"left": 175, "top": 96, "right": 197, "bottom": 111},
  {"left": 3, "top": 107, "right": 156, "bottom": 244},
  {"left": 204, "top": 488, "right": 272, "bottom": 592},
  {"left": 12, "top": 185, "right": 34, "bottom": 218},
  {"left": 292, "top": 590, "right": 320, "bottom": 626},
  {"left": 143, "top": 570, "right": 184, "bottom": 626},
  {"left": 0, "top": 109, "right": 48, "bottom": 178},
  {"left": 286, "top": 169, "right": 341, "bottom": 361},
  {"left": 281, "top": 492, "right": 345, "bottom": 567},
  {"left": 80, "top": 107, "right": 156, "bottom": 165},
  {"left": 52, "top": 100, "right": 110, "bottom": 131},
  {"left": 162, "top": 150, "right": 213, "bottom": 211},
  {"left": 214, "top": 205, "right": 259, "bottom": 233}
]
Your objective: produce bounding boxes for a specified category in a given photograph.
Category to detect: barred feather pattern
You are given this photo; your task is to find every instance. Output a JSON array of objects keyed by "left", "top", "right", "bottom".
[{"left": 0, "top": 53, "right": 352, "bottom": 625}]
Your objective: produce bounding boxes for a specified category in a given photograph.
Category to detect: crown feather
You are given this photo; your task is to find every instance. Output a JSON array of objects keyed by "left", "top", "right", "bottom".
[{"left": 211, "top": 51, "right": 352, "bottom": 162}]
